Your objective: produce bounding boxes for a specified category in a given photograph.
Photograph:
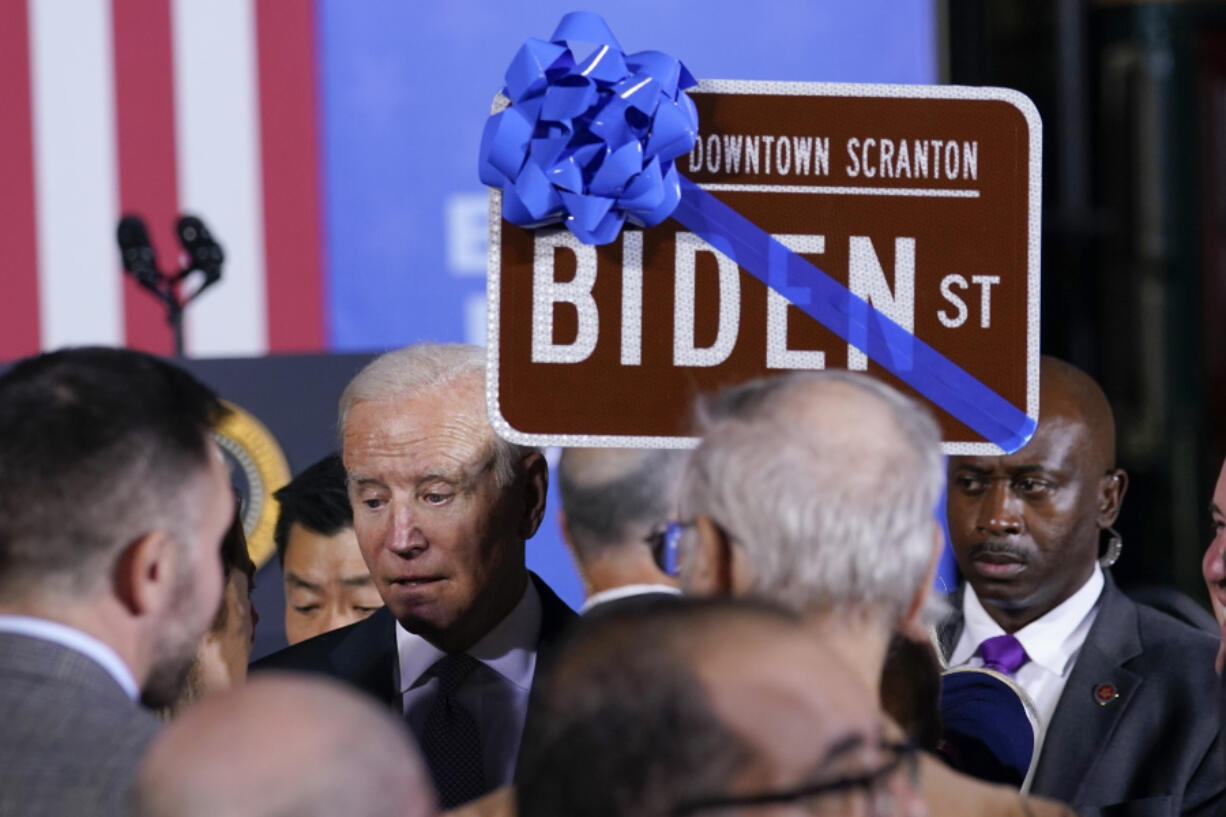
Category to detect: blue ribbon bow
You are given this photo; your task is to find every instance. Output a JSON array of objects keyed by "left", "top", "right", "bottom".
[{"left": 478, "top": 11, "right": 699, "bottom": 245}]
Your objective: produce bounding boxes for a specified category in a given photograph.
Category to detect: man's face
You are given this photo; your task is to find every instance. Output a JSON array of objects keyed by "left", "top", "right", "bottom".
[
  {"left": 1201, "top": 460, "right": 1226, "bottom": 634},
  {"left": 700, "top": 631, "right": 924, "bottom": 817},
  {"left": 144, "top": 445, "right": 233, "bottom": 707},
  {"left": 191, "top": 569, "right": 257, "bottom": 694},
  {"left": 344, "top": 384, "right": 534, "bottom": 651},
  {"left": 947, "top": 411, "right": 1110, "bottom": 631},
  {"left": 282, "top": 523, "right": 383, "bottom": 645}
]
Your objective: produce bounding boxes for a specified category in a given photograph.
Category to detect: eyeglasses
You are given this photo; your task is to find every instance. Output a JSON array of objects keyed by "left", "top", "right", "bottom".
[
  {"left": 671, "top": 740, "right": 919, "bottom": 817},
  {"left": 645, "top": 520, "right": 690, "bottom": 576}
]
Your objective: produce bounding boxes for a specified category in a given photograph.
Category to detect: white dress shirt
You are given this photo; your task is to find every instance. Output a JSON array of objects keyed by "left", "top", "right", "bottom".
[
  {"left": 579, "top": 583, "right": 681, "bottom": 613},
  {"left": 0, "top": 615, "right": 140, "bottom": 701},
  {"left": 396, "top": 578, "right": 542, "bottom": 788},
  {"left": 950, "top": 564, "right": 1105, "bottom": 758}
]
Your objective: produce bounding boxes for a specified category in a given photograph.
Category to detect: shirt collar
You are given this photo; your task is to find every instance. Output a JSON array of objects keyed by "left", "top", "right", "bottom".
[
  {"left": 580, "top": 583, "right": 681, "bottom": 613},
  {"left": 396, "top": 576, "right": 542, "bottom": 694},
  {"left": 0, "top": 615, "right": 141, "bottom": 700},
  {"left": 955, "top": 563, "right": 1105, "bottom": 675}
]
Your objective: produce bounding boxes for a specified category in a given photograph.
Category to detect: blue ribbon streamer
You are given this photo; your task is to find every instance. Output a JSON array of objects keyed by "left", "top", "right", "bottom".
[
  {"left": 482, "top": 12, "right": 1036, "bottom": 452},
  {"left": 672, "top": 176, "right": 1037, "bottom": 452}
]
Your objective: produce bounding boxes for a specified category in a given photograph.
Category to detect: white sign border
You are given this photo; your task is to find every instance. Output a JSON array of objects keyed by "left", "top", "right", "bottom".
[{"left": 486, "top": 79, "right": 1042, "bottom": 455}]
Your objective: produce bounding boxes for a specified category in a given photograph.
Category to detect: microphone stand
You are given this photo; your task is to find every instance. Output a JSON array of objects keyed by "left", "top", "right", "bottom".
[{"left": 116, "top": 214, "right": 224, "bottom": 357}]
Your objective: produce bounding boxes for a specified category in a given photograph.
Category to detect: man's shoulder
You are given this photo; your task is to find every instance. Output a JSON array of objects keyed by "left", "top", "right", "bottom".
[
  {"left": 1127, "top": 592, "right": 1220, "bottom": 664},
  {"left": 0, "top": 639, "right": 159, "bottom": 813},
  {"left": 530, "top": 572, "right": 578, "bottom": 648},
  {"left": 252, "top": 605, "right": 394, "bottom": 676},
  {"left": 0, "top": 632, "right": 151, "bottom": 716}
]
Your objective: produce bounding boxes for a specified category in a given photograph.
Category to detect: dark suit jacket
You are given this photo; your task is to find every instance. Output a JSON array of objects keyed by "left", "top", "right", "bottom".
[
  {"left": 0, "top": 632, "right": 161, "bottom": 817},
  {"left": 937, "top": 574, "right": 1225, "bottom": 817},
  {"left": 253, "top": 570, "right": 576, "bottom": 710}
]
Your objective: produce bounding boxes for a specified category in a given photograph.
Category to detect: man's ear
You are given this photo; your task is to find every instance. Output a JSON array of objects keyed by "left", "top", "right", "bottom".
[
  {"left": 1098, "top": 468, "right": 1129, "bottom": 528},
  {"left": 114, "top": 531, "right": 178, "bottom": 618},
  {"left": 900, "top": 522, "right": 945, "bottom": 640},
  {"left": 518, "top": 451, "right": 550, "bottom": 540},
  {"left": 683, "top": 515, "right": 735, "bottom": 598}
]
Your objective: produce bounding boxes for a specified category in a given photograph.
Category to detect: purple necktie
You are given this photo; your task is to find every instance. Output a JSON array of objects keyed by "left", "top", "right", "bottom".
[{"left": 976, "top": 634, "right": 1029, "bottom": 676}]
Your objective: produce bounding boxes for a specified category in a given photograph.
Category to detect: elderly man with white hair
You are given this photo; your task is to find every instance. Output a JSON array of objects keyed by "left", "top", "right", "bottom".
[
  {"left": 255, "top": 344, "right": 576, "bottom": 810},
  {"left": 677, "top": 370, "right": 1076, "bottom": 817}
]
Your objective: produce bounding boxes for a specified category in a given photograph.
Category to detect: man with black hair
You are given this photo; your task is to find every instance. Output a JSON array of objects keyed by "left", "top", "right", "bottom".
[
  {"left": 273, "top": 453, "right": 382, "bottom": 644},
  {"left": 0, "top": 347, "right": 234, "bottom": 817}
]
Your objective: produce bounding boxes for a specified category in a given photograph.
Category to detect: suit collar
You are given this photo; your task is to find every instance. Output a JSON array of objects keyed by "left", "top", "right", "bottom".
[
  {"left": 0, "top": 630, "right": 142, "bottom": 707},
  {"left": 952, "top": 565, "right": 1105, "bottom": 676},
  {"left": 0, "top": 617, "right": 139, "bottom": 700},
  {"left": 326, "top": 605, "right": 399, "bottom": 704},
  {"left": 323, "top": 572, "right": 577, "bottom": 706},
  {"left": 936, "top": 586, "right": 965, "bottom": 664},
  {"left": 395, "top": 575, "right": 542, "bottom": 693},
  {"left": 1029, "top": 572, "right": 1142, "bottom": 800}
]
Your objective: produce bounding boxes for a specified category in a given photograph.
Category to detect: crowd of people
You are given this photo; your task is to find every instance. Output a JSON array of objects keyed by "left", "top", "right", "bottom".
[{"left": 0, "top": 342, "right": 1223, "bottom": 817}]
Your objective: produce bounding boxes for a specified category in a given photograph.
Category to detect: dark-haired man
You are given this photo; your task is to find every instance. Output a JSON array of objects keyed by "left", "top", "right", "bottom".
[
  {"left": 0, "top": 348, "right": 233, "bottom": 817},
  {"left": 942, "top": 356, "right": 1224, "bottom": 814},
  {"left": 274, "top": 453, "right": 382, "bottom": 645}
]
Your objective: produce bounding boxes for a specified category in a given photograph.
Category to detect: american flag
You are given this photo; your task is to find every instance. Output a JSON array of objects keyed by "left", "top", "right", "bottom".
[{"left": 1, "top": 0, "right": 326, "bottom": 361}]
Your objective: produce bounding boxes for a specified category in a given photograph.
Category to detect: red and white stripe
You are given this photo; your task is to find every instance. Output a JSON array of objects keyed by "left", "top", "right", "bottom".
[{"left": 0, "top": 0, "right": 326, "bottom": 361}]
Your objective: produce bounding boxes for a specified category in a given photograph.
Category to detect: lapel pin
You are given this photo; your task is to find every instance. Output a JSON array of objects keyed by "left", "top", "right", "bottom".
[{"left": 1094, "top": 682, "right": 1119, "bottom": 706}]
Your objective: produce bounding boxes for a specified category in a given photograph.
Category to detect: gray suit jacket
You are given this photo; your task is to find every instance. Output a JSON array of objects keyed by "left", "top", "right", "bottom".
[
  {"left": 0, "top": 632, "right": 160, "bottom": 817},
  {"left": 938, "top": 574, "right": 1225, "bottom": 817}
]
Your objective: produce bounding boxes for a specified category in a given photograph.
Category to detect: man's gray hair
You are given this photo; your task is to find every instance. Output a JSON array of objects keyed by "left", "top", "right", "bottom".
[
  {"left": 339, "top": 344, "right": 536, "bottom": 485},
  {"left": 680, "top": 370, "right": 945, "bottom": 620}
]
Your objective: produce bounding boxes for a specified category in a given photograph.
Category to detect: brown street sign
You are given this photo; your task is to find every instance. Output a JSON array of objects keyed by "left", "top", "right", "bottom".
[{"left": 487, "top": 80, "right": 1041, "bottom": 453}]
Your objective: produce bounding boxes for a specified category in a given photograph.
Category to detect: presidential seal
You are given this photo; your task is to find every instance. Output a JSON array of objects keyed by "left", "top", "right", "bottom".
[{"left": 212, "top": 401, "right": 291, "bottom": 568}]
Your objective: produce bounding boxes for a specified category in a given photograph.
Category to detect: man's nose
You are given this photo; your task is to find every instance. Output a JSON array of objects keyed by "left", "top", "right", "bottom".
[
  {"left": 976, "top": 479, "right": 1023, "bottom": 536},
  {"left": 1204, "top": 535, "right": 1226, "bottom": 582},
  {"left": 386, "top": 505, "right": 427, "bottom": 554},
  {"left": 319, "top": 603, "right": 350, "bottom": 635}
]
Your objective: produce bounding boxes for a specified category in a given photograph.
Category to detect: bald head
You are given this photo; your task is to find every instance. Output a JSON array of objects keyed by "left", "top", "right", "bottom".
[
  {"left": 1039, "top": 356, "right": 1117, "bottom": 472},
  {"left": 136, "top": 675, "right": 435, "bottom": 817}
]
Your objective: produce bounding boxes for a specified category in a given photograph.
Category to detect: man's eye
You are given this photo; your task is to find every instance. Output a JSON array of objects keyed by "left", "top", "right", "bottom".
[
  {"left": 1212, "top": 520, "right": 1225, "bottom": 535},
  {"left": 293, "top": 605, "right": 319, "bottom": 614},
  {"left": 355, "top": 605, "right": 382, "bottom": 614},
  {"left": 955, "top": 475, "right": 985, "bottom": 493},
  {"left": 422, "top": 492, "right": 452, "bottom": 505},
  {"left": 362, "top": 497, "right": 385, "bottom": 510},
  {"left": 1016, "top": 478, "right": 1050, "bottom": 497}
]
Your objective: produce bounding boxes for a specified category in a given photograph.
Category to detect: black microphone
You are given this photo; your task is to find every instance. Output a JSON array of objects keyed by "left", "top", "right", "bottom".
[
  {"left": 176, "top": 215, "right": 224, "bottom": 275},
  {"left": 116, "top": 215, "right": 162, "bottom": 291}
]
